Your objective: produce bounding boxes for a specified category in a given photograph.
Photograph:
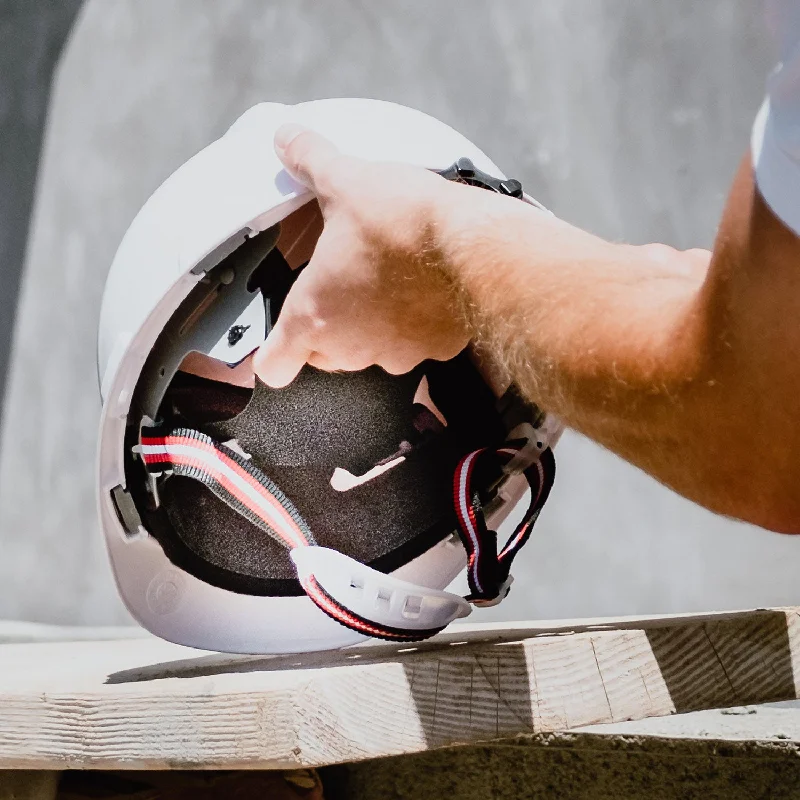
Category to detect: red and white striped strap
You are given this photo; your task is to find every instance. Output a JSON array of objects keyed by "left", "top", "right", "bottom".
[{"left": 140, "top": 426, "right": 315, "bottom": 550}]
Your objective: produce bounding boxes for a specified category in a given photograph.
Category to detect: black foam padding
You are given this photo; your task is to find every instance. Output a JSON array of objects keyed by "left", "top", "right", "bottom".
[
  {"left": 161, "top": 367, "right": 446, "bottom": 587},
  {"left": 210, "top": 366, "right": 431, "bottom": 472},
  {"left": 155, "top": 356, "right": 504, "bottom": 595},
  {"left": 425, "top": 352, "right": 506, "bottom": 444}
]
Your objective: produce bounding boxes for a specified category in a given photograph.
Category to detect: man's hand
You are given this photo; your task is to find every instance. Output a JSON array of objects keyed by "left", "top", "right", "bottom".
[{"left": 253, "top": 125, "right": 471, "bottom": 387}]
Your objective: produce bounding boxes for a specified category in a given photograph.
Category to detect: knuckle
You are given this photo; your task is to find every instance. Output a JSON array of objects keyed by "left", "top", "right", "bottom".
[
  {"left": 297, "top": 298, "right": 328, "bottom": 334},
  {"left": 308, "top": 314, "right": 328, "bottom": 336},
  {"left": 328, "top": 339, "right": 377, "bottom": 373},
  {"left": 283, "top": 293, "right": 325, "bottom": 333}
]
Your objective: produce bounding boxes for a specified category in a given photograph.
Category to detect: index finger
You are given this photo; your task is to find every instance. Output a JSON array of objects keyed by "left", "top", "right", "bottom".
[{"left": 252, "top": 321, "right": 313, "bottom": 388}]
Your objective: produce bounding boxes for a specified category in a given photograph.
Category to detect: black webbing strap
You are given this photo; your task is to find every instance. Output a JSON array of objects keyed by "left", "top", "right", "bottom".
[{"left": 453, "top": 445, "right": 556, "bottom": 605}]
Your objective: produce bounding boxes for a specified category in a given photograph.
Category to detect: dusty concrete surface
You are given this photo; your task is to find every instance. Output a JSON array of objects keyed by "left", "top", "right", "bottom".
[
  {"left": 328, "top": 733, "right": 800, "bottom": 800},
  {"left": 0, "top": 771, "right": 57, "bottom": 800},
  {"left": 0, "top": 619, "right": 148, "bottom": 643}
]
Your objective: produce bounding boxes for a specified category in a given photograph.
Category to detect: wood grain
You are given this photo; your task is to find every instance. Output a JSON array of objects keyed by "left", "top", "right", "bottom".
[{"left": 0, "top": 608, "right": 797, "bottom": 770}]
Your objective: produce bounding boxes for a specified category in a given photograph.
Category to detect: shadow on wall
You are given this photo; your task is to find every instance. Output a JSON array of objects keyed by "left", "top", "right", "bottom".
[{"left": 0, "top": 0, "right": 84, "bottom": 423}]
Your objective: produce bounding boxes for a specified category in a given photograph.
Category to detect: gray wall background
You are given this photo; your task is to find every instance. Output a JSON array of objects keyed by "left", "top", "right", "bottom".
[
  {"left": 0, "top": 0, "right": 83, "bottom": 421},
  {"left": 2, "top": 0, "right": 798, "bottom": 627}
]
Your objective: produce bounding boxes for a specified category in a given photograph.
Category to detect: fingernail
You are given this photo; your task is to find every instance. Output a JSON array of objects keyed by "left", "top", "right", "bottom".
[{"left": 274, "top": 122, "right": 308, "bottom": 158}]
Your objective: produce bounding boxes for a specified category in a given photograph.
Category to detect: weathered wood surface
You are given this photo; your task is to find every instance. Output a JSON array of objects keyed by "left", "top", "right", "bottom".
[{"left": 0, "top": 608, "right": 798, "bottom": 770}]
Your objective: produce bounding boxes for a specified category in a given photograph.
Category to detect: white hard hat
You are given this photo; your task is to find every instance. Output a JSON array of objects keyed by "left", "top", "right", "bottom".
[{"left": 97, "top": 98, "right": 561, "bottom": 654}]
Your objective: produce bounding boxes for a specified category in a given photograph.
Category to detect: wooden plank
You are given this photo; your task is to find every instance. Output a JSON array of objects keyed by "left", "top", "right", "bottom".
[{"left": 0, "top": 608, "right": 798, "bottom": 770}]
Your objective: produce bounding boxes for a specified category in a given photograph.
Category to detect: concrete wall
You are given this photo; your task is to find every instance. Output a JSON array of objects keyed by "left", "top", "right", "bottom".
[
  {"left": 0, "top": 1, "right": 83, "bottom": 421},
  {"left": 2, "top": 0, "right": 797, "bottom": 626}
]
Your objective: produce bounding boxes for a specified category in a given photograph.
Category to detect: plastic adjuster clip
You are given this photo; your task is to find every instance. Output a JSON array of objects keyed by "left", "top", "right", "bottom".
[
  {"left": 436, "top": 157, "right": 524, "bottom": 197},
  {"left": 291, "top": 546, "right": 472, "bottom": 634}
]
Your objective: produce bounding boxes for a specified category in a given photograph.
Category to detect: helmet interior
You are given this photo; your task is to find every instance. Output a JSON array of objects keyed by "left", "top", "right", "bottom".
[{"left": 122, "top": 200, "right": 531, "bottom": 598}]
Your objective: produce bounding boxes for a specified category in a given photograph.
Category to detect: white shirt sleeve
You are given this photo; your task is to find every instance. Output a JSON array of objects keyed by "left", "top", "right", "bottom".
[{"left": 752, "top": 0, "right": 800, "bottom": 236}]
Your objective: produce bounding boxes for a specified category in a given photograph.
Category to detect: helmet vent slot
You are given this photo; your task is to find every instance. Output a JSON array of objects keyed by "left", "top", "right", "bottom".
[
  {"left": 403, "top": 595, "right": 423, "bottom": 619},
  {"left": 376, "top": 588, "right": 393, "bottom": 610}
]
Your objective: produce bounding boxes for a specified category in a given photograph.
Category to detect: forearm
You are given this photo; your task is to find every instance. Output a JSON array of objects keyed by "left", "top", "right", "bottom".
[{"left": 432, "top": 162, "right": 796, "bottom": 529}]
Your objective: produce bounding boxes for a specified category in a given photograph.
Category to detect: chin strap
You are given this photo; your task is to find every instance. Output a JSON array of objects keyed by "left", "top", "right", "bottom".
[
  {"left": 453, "top": 445, "right": 555, "bottom": 606},
  {"left": 139, "top": 426, "right": 316, "bottom": 550}
]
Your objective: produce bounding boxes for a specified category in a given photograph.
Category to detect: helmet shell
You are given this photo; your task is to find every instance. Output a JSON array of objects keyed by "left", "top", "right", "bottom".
[{"left": 97, "top": 99, "right": 531, "bottom": 654}]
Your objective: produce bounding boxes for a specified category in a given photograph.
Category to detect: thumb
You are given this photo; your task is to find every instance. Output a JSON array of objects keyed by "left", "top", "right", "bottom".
[{"left": 274, "top": 123, "right": 341, "bottom": 195}]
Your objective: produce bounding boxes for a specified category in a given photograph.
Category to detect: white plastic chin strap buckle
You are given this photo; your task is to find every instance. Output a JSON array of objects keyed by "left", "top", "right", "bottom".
[{"left": 291, "top": 546, "right": 472, "bottom": 637}]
